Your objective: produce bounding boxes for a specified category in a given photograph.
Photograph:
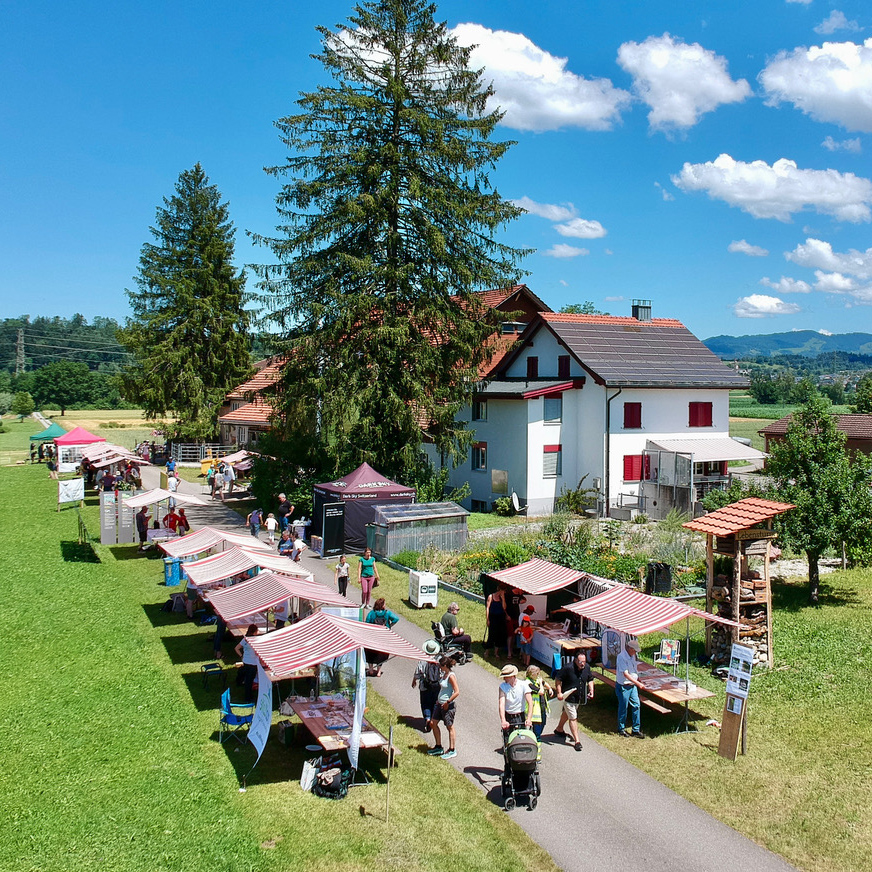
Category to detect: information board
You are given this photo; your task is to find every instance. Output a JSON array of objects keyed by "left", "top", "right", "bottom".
[
  {"left": 100, "top": 491, "right": 118, "bottom": 545},
  {"left": 322, "top": 502, "right": 345, "bottom": 557},
  {"left": 718, "top": 642, "right": 754, "bottom": 761}
]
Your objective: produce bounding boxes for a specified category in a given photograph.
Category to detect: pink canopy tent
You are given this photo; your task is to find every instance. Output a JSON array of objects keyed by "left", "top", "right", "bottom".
[
  {"left": 183, "top": 546, "right": 314, "bottom": 589},
  {"left": 208, "top": 571, "right": 355, "bottom": 623},
  {"left": 487, "top": 557, "right": 586, "bottom": 595},
  {"left": 563, "top": 584, "right": 743, "bottom": 635},
  {"left": 159, "top": 526, "right": 272, "bottom": 559},
  {"left": 54, "top": 427, "right": 105, "bottom": 446},
  {"left": 249, "top": 611, "right": 431, "bottom": 679}
]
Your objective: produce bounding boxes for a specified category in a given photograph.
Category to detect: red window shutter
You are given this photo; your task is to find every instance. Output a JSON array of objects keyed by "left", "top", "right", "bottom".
[
  {"left": 558, "top": 355, "right": 570, "bottom": 378},
  {"left": 689, "top": 402, "right": 712, "bottom": 427},
  {"left": 527, "top": 356, "right": 538, "bottom": 379},
  {"left": 544, "top": 444, "right": 561, "bottom": 453},
  {"left": 623, "top": 402, "right": 641, "bottom": 429},
  {"left": 623, "top": 454, "right": 643, "bottom": 481}
]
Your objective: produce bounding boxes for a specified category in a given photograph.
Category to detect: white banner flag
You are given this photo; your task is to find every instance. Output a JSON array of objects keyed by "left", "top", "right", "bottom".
[
  {"left": 248, "top": 662, "right": 273, "bottom": 765},
  {"left": 348, "top": 647, "right": 367, "bottom": 771},
  {"left": 58, "top": 477, "right": 85, "bottom": 504}
]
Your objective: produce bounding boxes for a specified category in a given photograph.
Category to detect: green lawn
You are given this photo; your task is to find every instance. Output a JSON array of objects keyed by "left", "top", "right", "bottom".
[
  {"left": 0, "top": 456, "right": 557, "bottom": 871},
  {"left": 355, "top": 556, "right": 872, "bottom": 872}
]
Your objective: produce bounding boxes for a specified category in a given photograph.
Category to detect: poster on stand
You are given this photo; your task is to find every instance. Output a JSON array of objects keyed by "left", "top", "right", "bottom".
[
  {"left": 726, "top": 643, "right": 754, "bottom": 699},
  {"left": 58, "top": 477, "right": 85, "bottom": 505}
]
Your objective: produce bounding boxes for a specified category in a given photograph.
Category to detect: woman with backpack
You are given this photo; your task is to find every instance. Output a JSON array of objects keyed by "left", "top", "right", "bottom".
[
  {"left": 364, "top": 597, "right": 399, "bottom": 676},
  {"left": 412, "top": 639, "right": 443, "bottom": 731}
]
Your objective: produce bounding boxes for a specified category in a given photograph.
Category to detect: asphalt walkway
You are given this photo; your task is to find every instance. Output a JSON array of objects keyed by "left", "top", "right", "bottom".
[{"left": 145, "top": 466, "right": 796, "bottom": 872}]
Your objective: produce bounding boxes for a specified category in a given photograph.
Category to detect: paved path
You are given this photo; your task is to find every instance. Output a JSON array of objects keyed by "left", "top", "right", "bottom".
[{"left": 146, "top": 466, "right": 797, "bottom": 872}]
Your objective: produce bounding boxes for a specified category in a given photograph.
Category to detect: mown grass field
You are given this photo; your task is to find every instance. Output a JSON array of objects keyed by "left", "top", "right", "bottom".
[{"left": 0, "top": 448, "right": 558, "bottom": 871}]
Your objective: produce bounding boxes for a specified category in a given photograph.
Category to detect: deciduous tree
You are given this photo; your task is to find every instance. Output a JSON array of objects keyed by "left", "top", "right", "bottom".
[
  {"left": 32, "top": 361, "right": 93, "bottom": 415},
  {"left": 252, "top": 0, "right": 526, "bottom": 478},
  {"left": 11, "top": 391, "right": 34, "bottom": 419},
  {"left": 119, "top": 164, "right": 250, "bottom": 439},
  {"left": 765, "top": 394, "right": 872, "bottom": 603}
]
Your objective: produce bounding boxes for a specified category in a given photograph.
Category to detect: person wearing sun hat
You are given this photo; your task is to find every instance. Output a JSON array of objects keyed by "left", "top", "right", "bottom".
[
  {"left": 498, "top": 663, "right": 532, "bottom": 737},
  {"left": 412, "top": 639, "right": 443, "bottom": 731},
  {"left": 615, "top": 637, "right": 645, "bottom": 738}
]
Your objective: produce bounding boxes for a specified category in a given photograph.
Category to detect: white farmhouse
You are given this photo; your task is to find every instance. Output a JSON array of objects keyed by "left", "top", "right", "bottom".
[{"left": 438, "top": 300, "right": 762, "bottom": 519}]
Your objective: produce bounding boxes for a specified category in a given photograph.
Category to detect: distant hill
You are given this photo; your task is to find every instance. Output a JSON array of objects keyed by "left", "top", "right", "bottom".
[{"left": 704, "top": 330, "right": 872, "bottom": 359}]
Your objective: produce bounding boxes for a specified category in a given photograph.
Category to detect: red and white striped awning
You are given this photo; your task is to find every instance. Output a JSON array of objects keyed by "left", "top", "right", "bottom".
[
  {"left": 564, "top": 584, "right": 743, "bottom": 635},
  {"left": 208, "top": 571, "right": 354, "bottom": 622},
  {"left": 249, "top": 611, "right": 431, "bottom": 678},
  {"left": 123, "top": 488, "right": 206, "bottom": 508},
  {"left": 487, "top": 558, "right": 584, "bottom": 594},
  {"left": 159, "top": 526, "right": 273, "bottom": 558},
  {"left": 183, "top": 547, "right": 314, "bottom": 588}
]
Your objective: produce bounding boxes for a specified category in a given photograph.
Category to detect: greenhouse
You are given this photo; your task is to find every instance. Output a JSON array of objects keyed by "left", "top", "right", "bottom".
[{"left": 366, "top": 502, "right": 469, "bottom": 558}]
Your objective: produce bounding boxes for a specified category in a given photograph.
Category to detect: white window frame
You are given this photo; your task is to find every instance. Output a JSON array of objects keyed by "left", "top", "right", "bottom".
[{"left": 544, "top": 395, "right": 563, "bottom": 424}]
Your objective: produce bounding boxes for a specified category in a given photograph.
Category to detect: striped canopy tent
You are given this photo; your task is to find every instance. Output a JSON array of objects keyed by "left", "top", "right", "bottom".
[
  {"left": 487, "top": 557, "right": 585, "bottom": 594},
  {"left": 123, "top": 488, "right": 207, "bottom": 509},
  {"left": 563, "top": 583, "right": 743, "bottom": 634},
  {"left": 208, "top": 571, "right": 355, "bottom": 625},
  {"left": 81, "top": 442, "right": 135, "bottom": 460},
  {"left": 91, "top": 452, "right": 152, "bottom": 469},
  {"left": 158, "top": 526, "right": 273, "bottom": 558},
  {"left": 183, "top": 547, "right": 314, "bottom": 589},
  {"left": 249, "top": 611, "right": 432, "bottom": 679}
]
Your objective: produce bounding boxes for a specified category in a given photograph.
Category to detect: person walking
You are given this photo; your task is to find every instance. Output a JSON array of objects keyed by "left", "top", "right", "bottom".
[
  {"left": 265, "top": 513, "right": 278, "bottom": 544},
  {"left": 412, "top": 640, "right": 442, "bottom": 732},
  {"left": 554, "top": 651, "right": 595, "bottom": 752},
  {"left": 358, "top": 547, "right": 379, "bottom": 609},
  {"left": 498, "top": 664, "right": 532, "bottom": 738},
  {"left": 525, "top": 665, "right": 554, "bottom": 758},
  {"left": 615, "top": 638, "right": 645, "bottom": 739},
  {"left": 246, "top": 507, "right": 262, "bottom": 538},
  {"left": 276, "top": 493, "right": 293, "bottom": 531},
  {"left": 428, "top": 656, "right": 459, "bottom": 759},
  {"left": 364, "top": 597, "right": 400, "bottom": 676},
  {"left": 177, "top": 508, "right": 190, "bottom": 536},
  {"left": 334, "top": 555, "right": 350, "bottom": 597}
]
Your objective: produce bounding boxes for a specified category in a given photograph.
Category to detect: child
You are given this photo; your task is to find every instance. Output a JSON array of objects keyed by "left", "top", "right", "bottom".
[
  {"left": 265, "top": 512, "right": 278, "bottom": 543},
  {"left": 515, "top": 614, "right": 535, "bottom": 667},
  {"left": 525, "top": 665, "right": 554, "bottom": 758}
]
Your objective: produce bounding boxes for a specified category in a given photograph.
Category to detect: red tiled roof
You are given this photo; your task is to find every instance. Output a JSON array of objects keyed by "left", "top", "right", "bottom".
[
  {"left": 683, "top": 497, "right": 795, "bottom": 536},
  {"left": 226, "top": 357, "right": 287, "bottom": 400},
  {"left": 471, "top": 285, "right": 527, "bottom": 308},
  {"left": 759, "top": 414, "right": 872, "bottom": 440},
  {"left": 542, "top": 313, "right": 685, "bottom": 327},
  {"left": 218, "top": 398, "right": 274, "bottom": 425}
]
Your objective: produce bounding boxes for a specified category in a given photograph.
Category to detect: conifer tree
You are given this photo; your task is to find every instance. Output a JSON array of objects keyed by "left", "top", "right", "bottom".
[
  {"left": 252, "top": 0, "right": 526, "bottom": 477},
  {"left": 120, "top": 164, "right": 250, "bottom": 439}
]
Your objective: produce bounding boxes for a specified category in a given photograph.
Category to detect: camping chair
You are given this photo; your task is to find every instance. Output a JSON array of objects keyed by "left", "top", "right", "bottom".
[
  {"left": 653, "top": 639, "right": 681, "bottom": 674},
  {"left": 219, "top": 688, "right": 255, "bottom": 744}
]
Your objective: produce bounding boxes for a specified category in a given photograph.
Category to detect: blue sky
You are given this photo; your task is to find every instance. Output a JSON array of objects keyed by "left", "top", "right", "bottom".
[{"left": 2, "top": 0, "right": 872, "bottom": 341}]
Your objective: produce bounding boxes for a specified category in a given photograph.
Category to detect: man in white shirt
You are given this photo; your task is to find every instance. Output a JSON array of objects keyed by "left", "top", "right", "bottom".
[
  {"left": 615, "top": 638, "right": 645, "bottom": 738},
  {"left": 167, "top": 472, "right": 179, "bottom": 509},
  {"left": 498, "top": 664, "right": 533, "bottom": 737}
]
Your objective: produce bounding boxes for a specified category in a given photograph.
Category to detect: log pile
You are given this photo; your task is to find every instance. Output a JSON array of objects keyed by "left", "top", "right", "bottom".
[{"left": 709, "top": 600, "right": 770, "bottom": 666}]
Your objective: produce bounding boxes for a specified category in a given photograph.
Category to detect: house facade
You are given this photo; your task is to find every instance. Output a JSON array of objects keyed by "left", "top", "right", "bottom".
[
  {"left": 435, "top": 301, "right": 759, "bottom": 519},
  {"left": 217, "top": 357, "right": 285, "bottom": 447}
]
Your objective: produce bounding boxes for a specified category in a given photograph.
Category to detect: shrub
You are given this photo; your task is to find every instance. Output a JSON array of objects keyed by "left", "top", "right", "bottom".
[
  {"left": 542, "top": 511, "right": 571, "bottom": 542},
  {"left": 390, "top": 549, "right": 419, "bottom": 570},
  {"left": 492, "top": 496, "right": 515, "bottom": 517},
  {"left": 633, "top": 513, "right": 648, "bottom": 524},
  {"left": 658, "top": 507, "right": 691, "bottom": 533}
]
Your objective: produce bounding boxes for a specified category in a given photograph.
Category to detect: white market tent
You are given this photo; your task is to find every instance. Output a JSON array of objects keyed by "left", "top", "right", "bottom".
[
  {"left": 123, "top": 488, "right": 207, "bottom": 509},
  {"left": 158, "top": 526, "right": 273, "bottom": 558}
]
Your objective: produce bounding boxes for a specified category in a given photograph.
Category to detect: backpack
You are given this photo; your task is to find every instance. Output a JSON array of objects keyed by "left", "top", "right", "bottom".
[
  {"left": 422, "top": 661, "right": 442, "bottom": 691},
  {"left": 370, "top": 611, "right": 388, "bottom": 627}
]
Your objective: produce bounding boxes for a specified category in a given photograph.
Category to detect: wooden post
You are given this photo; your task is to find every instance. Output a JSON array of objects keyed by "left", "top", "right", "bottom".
[
  {"left": 731, "top": 537, "right": 741, "bottom": 646},
  {"left": 705, "top": 534, "right": 714, "bottom": 656},
  {"left": 385, "top": 721, "right": 394, "bottom": 823}
]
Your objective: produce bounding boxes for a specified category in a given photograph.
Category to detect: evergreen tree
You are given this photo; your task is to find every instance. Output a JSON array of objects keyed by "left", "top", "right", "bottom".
[
  {"left": 119, "top": 164, "right": 250, "bottom": 439},
  {"left": 852, "top": 373, "right": 872, "bottom": 413},
  {"left": 765, "top": 394, "right": 872, "bottom": 603},
  {"left": 252, "top": 0, "right": 527, "bottom": 478}
]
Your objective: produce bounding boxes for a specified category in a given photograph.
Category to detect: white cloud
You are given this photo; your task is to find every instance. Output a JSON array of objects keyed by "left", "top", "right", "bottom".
[
  {"left": 542, "top": 244, "right": 590, "bottom": 258},
  {"left": 654, "top": 181, "right": 675, "bottom": 201},
  {"left": 759, "top": 40, "right": 872, "bottom": 133},
  {"left": 759, "top": 276, "right": 812, "bottom": 293},
  {"left": 819, "top": 328, "right": 834, "bottom": 335},
  {"left": 814, "top": 270, "right": 857, "bottom": 291},
  {"left": 451, "top": 23, "right": 631, "bottom": 132},
  {"left": 729, "top": 239, "right": 769, "bottom": 256},
  {"left": 604, "top": 295, "right": 624, "bottom": 301},
  {"left": 671, "top": 153, "right": 872, "bottom": 222},
  {"left": 786, "top": 237, "right": 872, "bottom": 279},
  {"left": 559, "top": 279, "right": 569, "bottom": 287},
  {"left": 604, "top": 249, "right": 614, "bottom": 255},
  {"left": 786, "top": 0, "right": 813, "bottom": 5},
  {"left": 822, "top": 135, "right": 862, "bottom": 153},
  {"left": 511, "top": 196, "right": 577, "bottom": 222},
  {"left": 554, "top": 217, "right": 607, "bottom": 238},
  {"left": 734, "top": 294, "right": 803, "bottom": 317},
  {"left": 616, "top": 33, "right": 751, "bottom": 131},
  {"left": 814, "top": 11, "right": 860, "bottom": 36}
]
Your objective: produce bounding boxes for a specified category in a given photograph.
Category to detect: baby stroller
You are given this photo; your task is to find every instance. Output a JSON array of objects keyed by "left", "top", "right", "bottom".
[
  {"left": 501, "top": 727, "right": 541, "bottom": 810},
  {"left": 431, "top": 621, "right": 472, "bottom": 665}
]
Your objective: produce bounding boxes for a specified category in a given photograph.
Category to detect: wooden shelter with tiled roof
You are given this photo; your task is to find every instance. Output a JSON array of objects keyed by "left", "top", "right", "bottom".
[
  {"left": 685, "top": 498, "right": 794, "bottom": 668},
  {"left": 759, "top": 413, "right": 872, "bottom": 457}
]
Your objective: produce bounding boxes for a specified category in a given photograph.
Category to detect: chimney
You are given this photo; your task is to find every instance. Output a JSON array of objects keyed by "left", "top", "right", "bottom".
[{"left": 631, "top": 299, "right": 651, "bottom": 321}]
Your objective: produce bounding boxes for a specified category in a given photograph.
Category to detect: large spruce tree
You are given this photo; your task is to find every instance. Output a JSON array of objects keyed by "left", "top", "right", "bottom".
[
  {"left": 252, "top": 0, "right": 527, "bottom": 477},
  {"left": 120, "top": 164, "right": 251, "bottom": 439}
]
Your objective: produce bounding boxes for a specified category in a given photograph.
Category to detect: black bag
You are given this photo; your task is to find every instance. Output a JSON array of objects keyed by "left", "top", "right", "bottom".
[
  {"left": 423, "top": 661, "right": 442, "bottom": 691},
  {"left": 312, "top": 767, "right": 350, "bottom": 800}
]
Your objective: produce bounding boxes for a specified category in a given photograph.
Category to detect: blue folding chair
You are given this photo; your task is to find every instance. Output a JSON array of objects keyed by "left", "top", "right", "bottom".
[{"left": 219, "top": 688, "right": 255, "bottom": 744}]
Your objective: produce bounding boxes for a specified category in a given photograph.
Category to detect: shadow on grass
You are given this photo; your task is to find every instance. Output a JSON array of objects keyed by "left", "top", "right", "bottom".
[
  {"left": 161, "top": 630, "right": 215, "bottom": 665},
  {"left": 142, "top": 600, "right": 187, "bottom": 629},
  {"left": 108, "top": 544, "right": 151, "bottom": 561},
  {"left": 60, "top": 540, "right": 101, "bottom": 563},
  {"left": 771, "top": 577, "right": 861, "bottom": 612},
  {"left": 182, "top": 668, "right": 232, "bottom": 711}
]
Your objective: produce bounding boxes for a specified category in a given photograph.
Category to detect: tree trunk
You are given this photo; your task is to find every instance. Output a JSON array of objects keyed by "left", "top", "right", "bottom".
[{"left": 808, "top": 552, "right": 820, "bottom": 604}]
